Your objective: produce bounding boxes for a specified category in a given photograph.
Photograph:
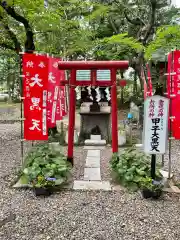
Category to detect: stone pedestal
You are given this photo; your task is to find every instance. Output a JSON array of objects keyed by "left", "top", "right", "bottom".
[{"left": 79, "top": 112, "right": 111, "bottom": 143}]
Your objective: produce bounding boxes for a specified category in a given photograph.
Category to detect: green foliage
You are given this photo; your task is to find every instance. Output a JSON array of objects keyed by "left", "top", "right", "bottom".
[
  {"left": 103, "top": 33, "right": 144, "bottom": 52},
  {"left": 93, "top": 33, "right": 144, "bottom": 61},
  {"left": 0, "top": 53, "right": 20, "bottom": 98},
  {"left": 85, "top": 4, "right": 109, "bottom": 21},
  {"left": 145, "top": 25, "right": 180, "bottom": 60},
  {"left": 111, "top": 152, "right": 119, "bottom": 171},
  {"left": 110, "top": 147, "right": 162, "bottom": 191},
  {"left": 22, "top": 144, "right": 71, "bottom": 188},
  {"left": 140, "top": 177, "right": 163, "bottom": 192},
  {"left": 30, "top": 175, "right": 56, "bottom": 188}
]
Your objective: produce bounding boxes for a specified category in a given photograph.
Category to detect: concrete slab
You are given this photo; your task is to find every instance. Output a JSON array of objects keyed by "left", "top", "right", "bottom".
[
  {"left": 85, "top": 156, "right": 100, "bottom": 168},
  {"left": 49, "top": 142, "right": 59, "bottom": 146},
  {"left": 160, "top": 170, "right": 173, "bottom": 179},
  {"left": 84, "top": 146, "right": 105, "bottom": 150},
  {"left": 90, "top": 135, "right": 101, "bottom": 141},
  {"left": 87, "top": 150, "right": 100, "bottom": 157},
  {"left": 135, "top": 144, "right": 143, "bottom": 149},
  {"left": 73, "top": 180, "right": 111, "bottom": 191},
  {"left": 84, "top": 168, "right": 101, "bottom": 181},
  {"left": 49, "top": 142, "right": 62, "bottom": 151},
  {"left": 170, "top": 186, "right": 180, "bottom": 193},
  {"left": 85, "top": 140, "right": 106, "bottom": 146}
]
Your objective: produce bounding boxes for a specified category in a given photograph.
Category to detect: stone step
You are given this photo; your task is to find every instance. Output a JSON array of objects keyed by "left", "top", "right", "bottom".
[
  {"left": 84, "top": 146, "right": 105, "bottom": 150},
  {"left": 87, "top": 150, "right": 100, "bottom": 157},
  {"left": 84, "top": 168, "right": 101, "bottom": 181},
  {"left": 90, "top": 135, "right": 101, "bottom": 141},
  {"left": 73, "top": 180, "right": 111, "bottom": 191},
  {"left": 85, "top": 139, "right": 106, "bottom": 146},
  {"left": 85, "top": 156, "right": 100, "bottom": 168}
]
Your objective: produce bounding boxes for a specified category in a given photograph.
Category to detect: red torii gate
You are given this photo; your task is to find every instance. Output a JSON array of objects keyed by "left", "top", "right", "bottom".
[{"left": 58, "top": 61, "right": 129, "bottom": 165}]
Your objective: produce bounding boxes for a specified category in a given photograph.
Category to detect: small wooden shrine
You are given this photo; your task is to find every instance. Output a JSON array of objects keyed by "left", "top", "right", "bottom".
[
  {"left": 58, "top": 61, "right": 129, "bottom": 165},
  {"left": 76, "top": 70, "right": 111, "bottom": 143}
]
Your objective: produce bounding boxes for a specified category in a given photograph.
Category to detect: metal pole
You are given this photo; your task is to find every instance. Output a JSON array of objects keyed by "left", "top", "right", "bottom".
[
  {"left": 168, "top": 51, "right": 174, "bottom": 179},
  {"left": 111, "top": 68, "right": 118, "bottom": 153},
  {"left": 151, "top": 154, "right": 156, "bottom": 179},
  {"left": 19, "top": 53, "right": 24, "bottom": 165},
  {"left": 161, "top": 154, "right": 164, "bottom": 167},
  {"left": 67, "top": 69, "right": 76, "bottom": 165}
]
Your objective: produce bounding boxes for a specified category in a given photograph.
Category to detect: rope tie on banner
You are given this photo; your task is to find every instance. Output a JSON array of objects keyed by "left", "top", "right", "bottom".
[{"left": 164, "top": 72, "right": 176, "bottom": 76}]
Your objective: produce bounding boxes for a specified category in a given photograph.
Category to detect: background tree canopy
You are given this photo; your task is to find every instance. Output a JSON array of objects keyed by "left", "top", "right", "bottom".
[{"left": 0, "top": 0, "right": 179, "bottom": 100}]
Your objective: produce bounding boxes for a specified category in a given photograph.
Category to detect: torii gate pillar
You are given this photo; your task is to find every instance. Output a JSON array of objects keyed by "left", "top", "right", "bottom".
[
  {"left": 59, "top": 61, "right": 129, "bottom": 165},
  {"left": 111, "top": 68, "right": 118, "bottom": 153}
]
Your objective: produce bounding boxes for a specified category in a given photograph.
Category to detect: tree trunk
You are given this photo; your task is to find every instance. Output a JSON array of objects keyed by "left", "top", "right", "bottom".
[
  {"left": 133, "top": 71, "right": 137, "bottom": 95},
  {"left": 137, "top": 71, "right": 143, "bottom": 92}
]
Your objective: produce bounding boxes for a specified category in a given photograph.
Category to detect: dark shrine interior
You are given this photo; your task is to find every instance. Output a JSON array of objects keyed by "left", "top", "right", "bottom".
[{"left": 80, "top": 87, "right": 110, "bottom": 105}]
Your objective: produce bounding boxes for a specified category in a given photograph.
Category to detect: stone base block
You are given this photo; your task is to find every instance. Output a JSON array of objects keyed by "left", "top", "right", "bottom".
[
  {"left": 73, "top": 180, "right": 111, "bottom": 191},
  {"left": 90, "top": 135, "right": 101, "bottom": 140},
  {"left": 85, "top": 139, "right": 106, "bottom": 146}
]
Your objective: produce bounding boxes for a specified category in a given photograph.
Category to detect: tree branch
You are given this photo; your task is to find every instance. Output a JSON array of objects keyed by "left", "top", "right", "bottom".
[
  {"left": 0, "top": 14, "right": 21, "bottom": 53},
  {"left": 124, "top": 10, "right": 145, "bottom": 26},
  {"left": 0, "top": 42, "right": 15, "bottom": 51},
  {"left": 0, "top": 1, "right": 35, "bottom": 52},
  {"left": 142, "top": 0, "right": 157, "bottom": 44},
  {"left": 108, "top": 16, "right": 118, "bottom": 34}
]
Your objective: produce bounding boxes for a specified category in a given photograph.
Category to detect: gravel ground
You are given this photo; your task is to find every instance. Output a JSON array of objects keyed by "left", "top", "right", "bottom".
[
  {"left": 1, "top": 109, "right": 180, "bottom": 239},
  {"left": 100, "top": 147, "right": 112, "bottom": 181},
  {"left": 163, "top": 141, "right": 180, "bottom": 181},
  {"left": 0, "top": 105, "right": 21, "bottom": 122},
  {"left": 1, "top": 187, "right": 180, "bottom": 240},
  {"left": 0, "top": 123, "right": 32, "bottom": 178},
  {"left": 61, "top": 146, "right": 87, "bottom": 181}
]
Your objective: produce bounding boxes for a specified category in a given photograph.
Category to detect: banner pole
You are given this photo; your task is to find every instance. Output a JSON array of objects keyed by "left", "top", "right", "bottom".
[
  {"left": 151, "top": 154, "right": 156, "bottom": 179},
  {"left": 19, "top": 53, "right": 24, "bottom": 165},
  {"left": 168, "top": 51, "right": 174, "bottom": 179}
]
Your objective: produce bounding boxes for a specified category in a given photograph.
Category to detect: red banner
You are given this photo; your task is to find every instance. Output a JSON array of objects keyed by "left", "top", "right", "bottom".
[
  {"left": 60, "top": 86, "right": 67, "bottom": 117},
  {"left": 56, "top": 70, "right": 67, "bottom": 120},
  {"left": 173, "top": 50, "right": 180, "bottom": 96},
  {"left": 47, "top": 57, "right": 61, "bottom": 128},
  {"left": 167, "top": 51, "right": 180, "bottom": 96},
  {"left": 146, "top": 64, "right": 153, "bottom": 96},
  {"left": 171, "top": 51, "right": 180, "bottom": 139},
  {"left": 56, "top": 94, "right": 62, "bottom": 121},
  {"left": 167, "top": 50, "right": 180, "bottom": 139},
  {"left": 23, "top": 53, "right": 48, "bottom": 140},
  {"left": 167, "top": 52, "right": 173, "bottom": 97},
  {"left": 141, "top": 68, "right": 148, "bottom": 100},
  {"left": 167, "top": 52, "right": 172, "bottom": 130}
]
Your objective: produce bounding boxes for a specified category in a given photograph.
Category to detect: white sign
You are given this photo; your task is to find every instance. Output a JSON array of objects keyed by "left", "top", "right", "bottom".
[{"left": 143, "top": 96, "right": 169, "bottom": 154}]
